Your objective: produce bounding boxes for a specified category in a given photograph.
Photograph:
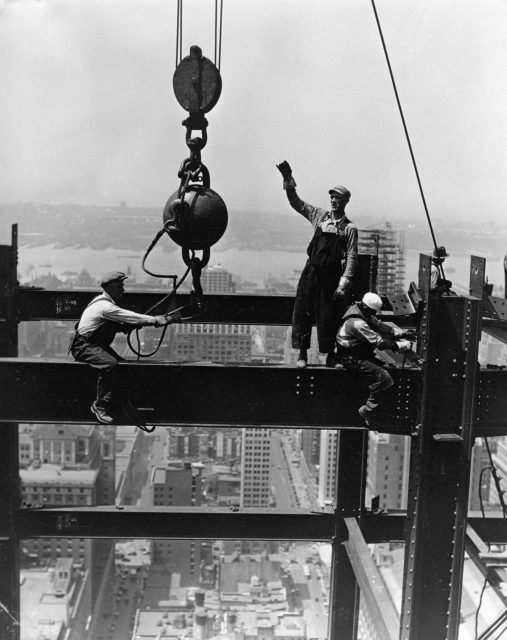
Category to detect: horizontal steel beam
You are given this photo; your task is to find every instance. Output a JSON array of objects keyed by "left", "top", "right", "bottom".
[
  {"left": 2, "top": 358, "right": 506, "bottom": 435},
  {"left": 465, "top": 524, "right": 507, "bottom": 607},
  {"left": 14, "top": 289, "right": 296, "bottom": 325},
  {"left": 14, "top": 507, "right": 507, "bottom": 545},
  {"left": 482, "top": 317, "right": 507, "bottom": 346},
  {"left": 12, "top": 288, "right": 416, "bottom": 325},
  {"left": 15, "top": 507, "right": 334, "bottom": 541},
  {"left": 0, "top": 358, "right": 420, "bottom": 433}
]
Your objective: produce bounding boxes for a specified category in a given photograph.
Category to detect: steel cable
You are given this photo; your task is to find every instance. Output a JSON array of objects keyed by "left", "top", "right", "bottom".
[{"left": 370, "top": 0, "right": 448, "bottom": 286}]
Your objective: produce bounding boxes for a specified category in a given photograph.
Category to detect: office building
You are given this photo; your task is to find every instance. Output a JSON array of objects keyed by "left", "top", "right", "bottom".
[
  {"left": 366, "top": 433, "right": 410, "bottom": 510},
  {"left": 201, "top": 264, "right": 236, "bottom": 294},
  {"left": 151, "top": 462, "right": 204, "bottom": 586},
  {"left": 240, "top": 428, "right": 272, "bottom": 507},
  {"left": 171, "top": 322, "right": 252, "bottom": 362},
  {"left": 318, "top": 430, "right": 339, "bottom": 506}
]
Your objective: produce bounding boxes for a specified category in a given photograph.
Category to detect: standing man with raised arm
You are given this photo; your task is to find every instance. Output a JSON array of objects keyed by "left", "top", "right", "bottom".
[
  {"left": 71, "top": 271, "right": 181, "bottom": 424},
  {"left": 276, "top": 160, "right": 358, "bottom": 368}
]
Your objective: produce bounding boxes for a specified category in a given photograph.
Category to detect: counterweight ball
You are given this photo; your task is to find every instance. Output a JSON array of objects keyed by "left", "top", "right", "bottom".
[{"left": 163, "top": 185, "right": 228, "bottom": 250}]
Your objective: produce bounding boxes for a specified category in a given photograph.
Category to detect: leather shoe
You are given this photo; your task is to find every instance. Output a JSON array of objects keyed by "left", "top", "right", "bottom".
[
  {"left": 358, "top": 405, "right": 371, "bottom": 427},
  {"left": 91, "top": 402, "right": 114, "bottom": 424},
  {"left": 325, "top": 352, "right": 340, "bottom": 368}
]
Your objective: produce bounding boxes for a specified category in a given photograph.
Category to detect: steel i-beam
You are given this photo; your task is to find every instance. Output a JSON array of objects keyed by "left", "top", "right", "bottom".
[{"left": 400, "top": 294, "right": 482, "bottom": 640}]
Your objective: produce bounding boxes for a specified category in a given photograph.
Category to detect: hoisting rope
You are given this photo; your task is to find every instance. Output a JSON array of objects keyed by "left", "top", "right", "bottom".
[
  {"left": 214, "top": 0, "right": 224, "bottom": 71},
  {"left": 176, "top": 0, "right": 183, "bottom": 67},
  {"left": 176, "top": 0, "right": 224, "bottom": 70},
  {"left": 370, "top": 0, "right": 448, "bottom": 290},
  {"left": 133, "top": 1, "right": 225, "bottom": 359},
  {"left": 128, "top": 240, "right": 198, "bottom": 359}
]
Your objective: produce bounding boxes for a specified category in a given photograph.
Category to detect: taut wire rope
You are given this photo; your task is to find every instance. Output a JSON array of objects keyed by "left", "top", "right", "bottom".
[{"left": 370, "top": 0, "right": 447, "bottom": 285}]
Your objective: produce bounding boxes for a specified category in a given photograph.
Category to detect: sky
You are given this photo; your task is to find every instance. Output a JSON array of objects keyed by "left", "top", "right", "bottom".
[{"left": 1, "top": 0, "right": 507, "bottom": 226}]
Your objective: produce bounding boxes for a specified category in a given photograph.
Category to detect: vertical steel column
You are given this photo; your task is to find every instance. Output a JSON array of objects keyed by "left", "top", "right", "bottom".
[
  {"left": 400, "top": 294, "right": 481, "bottom": 640},
  {"left": 0, "top": 225, "right": 20, "bottom": 640},
  {"left": 328, "top": 430, "right": 368, "bottom": 640}
]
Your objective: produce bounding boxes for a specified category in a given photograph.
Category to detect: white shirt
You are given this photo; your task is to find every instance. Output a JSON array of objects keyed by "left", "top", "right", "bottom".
[{"left": 77, "top": 292, "right": 157, "bottom": 336}]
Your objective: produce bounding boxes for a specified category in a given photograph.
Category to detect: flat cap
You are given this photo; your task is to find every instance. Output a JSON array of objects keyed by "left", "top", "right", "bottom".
[
  {"left": 100, "top": 271, "right": 128, "bottom": 287},
  {"left": 328, "top": 185, "right": 351, "bottom": 199}
]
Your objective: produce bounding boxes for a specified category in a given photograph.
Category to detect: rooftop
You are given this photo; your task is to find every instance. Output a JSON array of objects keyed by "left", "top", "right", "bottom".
[{"left": 20, "top": 464, "right": 99, "bottom": 486}]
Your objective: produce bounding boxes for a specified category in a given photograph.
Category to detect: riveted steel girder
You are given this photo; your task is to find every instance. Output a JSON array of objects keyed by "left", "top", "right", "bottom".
[
  {"left": 13, "top": 507, "right": 507, "bottom": 544},
  {"left": 1, "top": 358, "right": 505, "bottom": 435},
  {"left": 400, "top": 295, "right": 482, "bottom": 640},
  {"left": 0, "top": 358, "right": 421, "bottom": 433}
]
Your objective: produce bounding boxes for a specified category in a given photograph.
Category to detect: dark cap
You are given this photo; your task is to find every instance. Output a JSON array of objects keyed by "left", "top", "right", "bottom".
[
  {"left": 328, "top": 185, "right": 351, "bottom": 200},
  {"left": 100, "top": 271, "right": 128, "bottom": 288},
  {"left": 432, "top": 246, "right": 449, "bottom": 259}
]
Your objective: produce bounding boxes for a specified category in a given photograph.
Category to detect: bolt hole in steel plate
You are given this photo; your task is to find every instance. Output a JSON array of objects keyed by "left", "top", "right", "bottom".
[{"left": 173, "top": 48, "right": 222, "bottom": 113}]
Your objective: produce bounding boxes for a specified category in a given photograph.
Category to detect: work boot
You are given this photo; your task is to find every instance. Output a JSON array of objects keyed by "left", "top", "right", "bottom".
[
  {"left": 358, "top": 406, "right": 380, "bottom": 433},
  {"left": 325, "top": 352, "right": 340, "bottom": 368},
  {"left": 358, "top": 405, "right": 371, "bottom": 428},
  {"left": 296, "top": 350, "right": 308, "bottom": 369},
  {"left": 91, "top": 401, "right": 114, "bottom": 424}
]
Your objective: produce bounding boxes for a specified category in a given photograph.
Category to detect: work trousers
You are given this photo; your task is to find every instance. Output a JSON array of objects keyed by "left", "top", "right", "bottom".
[
  {"left": 341, "top": 357, "right": 394, "bottom": 412},
  {"left": 292, "top": 263, "right": 349, "bottom": 353},
  {"left": 71, "top": 335, "right": 121, "bottom": 409}
]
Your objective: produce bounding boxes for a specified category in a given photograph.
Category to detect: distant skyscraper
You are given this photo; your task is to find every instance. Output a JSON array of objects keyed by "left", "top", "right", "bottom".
[
  {"left": 171, "top": 322, "right": 252, "bottom": 362},
  {"left": 215, "top": 430, "right": 241, "bottom": 461},
  {"left": 318, "top": 430, "right": 339, "bottom": 506},
  {"left": 201, "top": 264, "right": 236, "bottom": 294},
  {"left": 366, "top": 433, "right": 410, "bottom": 510},
  {"left": 151, "top": 461, "right": 204, "bottom": 586},
  {"left": 301, "top": 429, "right": 321, "bottom": 466},
  {"left": 240, "top": 428, "right": 272, "bottom": 507},
  {"left": 359, "top": 223, "right": 405, "bottom": 295},
  {"left": 19, "top": 424, "right": 116, "bottom": 610}
]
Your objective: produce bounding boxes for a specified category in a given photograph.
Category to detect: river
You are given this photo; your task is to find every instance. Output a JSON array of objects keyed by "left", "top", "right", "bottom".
[{"left": 18, "top": 244, "right": 506, "bottom": 294}]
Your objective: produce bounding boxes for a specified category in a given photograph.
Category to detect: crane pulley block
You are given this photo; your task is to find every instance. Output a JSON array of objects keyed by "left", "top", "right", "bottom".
[{"left": 173, "top": 45, "right": 222, "bottom": 117}]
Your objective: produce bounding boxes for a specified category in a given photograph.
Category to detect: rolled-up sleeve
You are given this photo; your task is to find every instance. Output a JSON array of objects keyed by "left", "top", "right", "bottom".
[
  {"left": 286, "top": 188, "right": 326, "bottom": 228},
  {"left": 339, "top": 224, "right": 358, "bottom": 286},
  {"left": 354, "top": 319, "right": 387, "bottom": 347}
]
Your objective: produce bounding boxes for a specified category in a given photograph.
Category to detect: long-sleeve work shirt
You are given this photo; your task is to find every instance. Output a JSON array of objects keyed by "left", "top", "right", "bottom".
[
  {"left": 336, "top": 305, "right": 403, "bottom": 351},
  {"left": 77, "top": 292, "right": 157, "bottom": 337}
]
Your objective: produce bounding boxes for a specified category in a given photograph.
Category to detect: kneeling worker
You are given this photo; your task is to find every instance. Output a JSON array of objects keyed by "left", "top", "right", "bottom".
[
  {"left": 71, "top": 271, "right": 181, "bottom": 424},
  {"left": 335, "top": 292, "right": 415, "bottom": 427}
]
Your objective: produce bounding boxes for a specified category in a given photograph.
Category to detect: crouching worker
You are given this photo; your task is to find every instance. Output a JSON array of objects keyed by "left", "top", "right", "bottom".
[
  {"left": 335, "top": 292, "right": 415, "bottom": 428},
  {"left": 71, "top": 271, "right": 181, "bottom": 424}
]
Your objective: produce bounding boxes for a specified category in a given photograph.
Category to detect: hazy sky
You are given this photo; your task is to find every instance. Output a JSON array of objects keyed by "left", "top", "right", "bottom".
[{"left": 1, "top": 0, "right": 507, "bottom": 225}]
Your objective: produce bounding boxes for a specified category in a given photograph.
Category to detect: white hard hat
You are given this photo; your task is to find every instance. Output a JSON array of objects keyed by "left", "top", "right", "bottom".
[{"left": 362, "top": 292, "right": 383, "bottom": 312}]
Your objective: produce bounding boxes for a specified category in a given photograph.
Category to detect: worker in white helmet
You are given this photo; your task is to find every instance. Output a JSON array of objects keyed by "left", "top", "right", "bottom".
[{"left": 335, "top": 292, "right": 416, "bottom": 427}]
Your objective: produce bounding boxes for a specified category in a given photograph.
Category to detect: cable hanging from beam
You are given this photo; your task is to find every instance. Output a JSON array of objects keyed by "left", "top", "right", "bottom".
[{"left": 370, "top": 0, "right": 449, "bottom": 288}]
